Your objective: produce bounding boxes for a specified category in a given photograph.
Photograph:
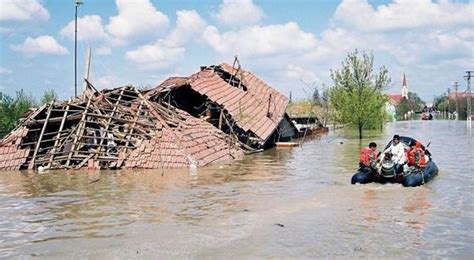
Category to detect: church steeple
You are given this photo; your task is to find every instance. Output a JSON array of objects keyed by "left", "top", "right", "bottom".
[{"left": 401, "top": 73, "right": 408, "bottom": 99}]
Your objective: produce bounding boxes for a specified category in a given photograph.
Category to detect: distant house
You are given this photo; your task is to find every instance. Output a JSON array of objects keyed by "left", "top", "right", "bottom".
[
  {"left": 385, "top": 73, "right": 409, "bottom": 121},
  {"left": 448, "top": 92, "right": 474, "bottom": 100},
  {"left": 387, "top": 94, "right": 404, "bottom": 105}
]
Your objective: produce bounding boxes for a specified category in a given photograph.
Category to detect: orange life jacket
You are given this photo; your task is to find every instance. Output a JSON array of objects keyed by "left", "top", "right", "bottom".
[
  {"left": 407, "top": 147, "right": 426, "bottom": 168},
  {"left": 360, "top": 147, "right": 377, "bottom": 167}
]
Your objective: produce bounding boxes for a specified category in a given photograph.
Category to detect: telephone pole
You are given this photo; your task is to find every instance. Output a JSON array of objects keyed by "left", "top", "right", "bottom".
[
  {"left": 447, "top": 87, "right": 450, "bottom": 119},
  {"left": 74, "top": 0, "right": 84, "bottom": 97},
  {"left": 465, "top": 71, "right": 473, "bottom": 127},
  {"left": 454, "top": 82, "right": 459, "bottom": 120}
]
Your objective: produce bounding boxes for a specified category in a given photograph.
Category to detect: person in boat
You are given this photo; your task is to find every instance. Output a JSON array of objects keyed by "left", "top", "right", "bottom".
[
  {"left": 383, "top": 134, "right": 406, "bottom": 174},
  {"left": 359, "top": 142, "right": 379, "bottom": 175},
  {"left": 406, "top": 140, "right": 426, "bottom": 170}
]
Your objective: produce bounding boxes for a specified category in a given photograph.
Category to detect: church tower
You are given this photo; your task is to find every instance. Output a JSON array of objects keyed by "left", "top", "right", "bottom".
[{"left": 401, "top": 73, "right": 408, "bottom": 99}]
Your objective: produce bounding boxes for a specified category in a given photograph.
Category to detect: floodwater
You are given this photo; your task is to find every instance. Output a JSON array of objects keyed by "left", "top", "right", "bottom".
[{"left": 0, "top": 121, "right": 472, "bottom": 258}]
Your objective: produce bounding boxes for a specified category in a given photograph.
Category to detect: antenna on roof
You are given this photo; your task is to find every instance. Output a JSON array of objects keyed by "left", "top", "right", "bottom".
[
  {"left": 230, "top": 55, "right": 244, "bottom": 89},
  {"left": 82, "top": 47, "right": 92, "bottom": 95}
]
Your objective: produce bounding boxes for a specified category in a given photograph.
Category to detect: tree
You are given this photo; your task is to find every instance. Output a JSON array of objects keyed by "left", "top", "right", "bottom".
[
  {"left": 329, "top": 50, "right": 390, "bottom": 139},
  {"left": 312, "top": 87, "right": 321, "bottom": 105},
  {"left": 396, "top": 92, "right": 425, "bottom": 119},
  {"left": 40, "top": 89, "right": 58, "bottom": 105},
  {"left": 319, "top": 87, "right": 331, "bottom": 126},
  {"left": 0, "top": 90, "right": 36, "bottom": 138}
]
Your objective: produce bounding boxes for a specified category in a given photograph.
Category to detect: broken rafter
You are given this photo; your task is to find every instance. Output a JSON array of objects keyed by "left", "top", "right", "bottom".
[
  {"left": 47, "top": 99, "right": 71, "bottom": 168},
  {"left": 66, "top": 92, "right": 93, "bottom": 167},
  {"left": 94, "top": 88, "right": 125, "bottom": 160},
  {"left": 28, "top": 101, "right": 54, "bottom": 170}
]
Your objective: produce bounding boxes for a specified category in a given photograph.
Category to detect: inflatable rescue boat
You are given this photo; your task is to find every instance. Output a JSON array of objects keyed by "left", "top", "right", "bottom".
[{"left": 351, "top": 136, "right": 438, "bottom": 187}]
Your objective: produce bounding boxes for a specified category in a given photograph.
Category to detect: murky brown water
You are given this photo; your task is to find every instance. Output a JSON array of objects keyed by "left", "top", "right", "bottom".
[{"left": 0, "top": 121, "right": 472, "bottom": 258}]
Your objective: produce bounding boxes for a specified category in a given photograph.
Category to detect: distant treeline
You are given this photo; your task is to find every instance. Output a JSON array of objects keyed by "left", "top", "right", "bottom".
[{"left": 0, "top": 89, "right": 57, "bottom": 138}]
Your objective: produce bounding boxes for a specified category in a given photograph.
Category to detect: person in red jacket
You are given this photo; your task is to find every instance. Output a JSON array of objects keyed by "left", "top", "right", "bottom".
[
  {"left": 359, "top": 142, "right": 379, "bottom": 174},
  {"left": 407, "top": 140, "right": 426, "bottom": 169}
]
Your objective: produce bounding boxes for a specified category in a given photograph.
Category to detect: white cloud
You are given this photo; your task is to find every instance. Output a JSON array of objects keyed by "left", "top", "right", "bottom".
[
  {"left": 59, "top": 15, "right": 124, "bottom": 56},
  {"left": 125, "top": 42, "right": 185, "bottom": 70},
  {"left": 216, "top": 0, "right": 264, "bottom": 27},
  {"left": 10, "top": 35, "right": 68, "bottom": 55},
  {"left": 106, "top": 0, "right": 169, "bottom": 41},
  {"left": 0, "top": 0, "right": 49, "bottom": 21},
  {"left": 203, "top": 22, "right": 317, "bottom": 57},
  {"left": 126, "top": 9, "right": 207, "bottom": 70},
  {"left": 60, "top": 15, "right": 110, "bottom": 42},
  {"left": 0, "top": 67, "right": 13, "bottom": 75},
  {"left": 93, "top": 75, "right": 119, "bottom": 89},
  {"left": 286, "top": 64, "right": 319, "bottom": 84},
  {"left": 333, "top": 0, "right": 474, "bottom": 32},
  {"left": 166, "top": 10, "right": 207, "bottom": 46}
]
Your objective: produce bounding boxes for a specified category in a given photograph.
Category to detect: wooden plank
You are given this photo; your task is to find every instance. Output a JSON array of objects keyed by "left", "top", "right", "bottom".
[
  {"left": 66, "top": 93, "right": 93, "bottom": 167},
  {"left": 47, "top": 99, "right": 71, "bottom": 168},
  {"left": 25, "top": 114, "right": 82, "bottom": 126},
  {"left": 28, "top": 102, "right": 53, "bottom": 170},
  {"left": 94, "top": 88, "right": 124, "bottom": 160},
  {"left": 120, "top": 101, "right": 144, "bottom": 159}
]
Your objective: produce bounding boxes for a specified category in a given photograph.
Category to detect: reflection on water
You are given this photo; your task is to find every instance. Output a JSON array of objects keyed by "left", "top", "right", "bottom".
[{"left": 0, "top": 121, "right": 472, "bottom": 258}]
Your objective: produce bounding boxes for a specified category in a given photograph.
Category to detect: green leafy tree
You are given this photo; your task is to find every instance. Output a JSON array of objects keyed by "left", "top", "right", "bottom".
[
  {"left": 0, "top": 90, "right": 36, "bottom": 138},
  {"left": 434, "top": 94, "right": 448, "bottom": 113},
  {"left": 40, "top": 89, "right": 58, "bottom": 105},
  {"left": 329, "top": 50, "right": 390, "bottom": 139},
  {"left": 396, "top": 92, "right": 425, "bottom": 119}
]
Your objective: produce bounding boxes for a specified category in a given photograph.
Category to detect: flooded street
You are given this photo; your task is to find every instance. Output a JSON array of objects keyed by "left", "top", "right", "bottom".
[{"left": 0, "top": 121, "right": 472, "bottom": 258}]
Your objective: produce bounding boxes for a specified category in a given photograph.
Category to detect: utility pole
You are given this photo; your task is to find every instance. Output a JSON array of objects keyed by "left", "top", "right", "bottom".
[
  {"left": 454, "top": 82, "right": 459, "bottom": 120},
  {"left": 465, "top": 70, "right": 473, "bottom": 127},
  {"left": 74, "top": 0, "right": 83, "bottom": 97},
  {"left": 447, "top": 87, "right": 450, "bottom": 119}
]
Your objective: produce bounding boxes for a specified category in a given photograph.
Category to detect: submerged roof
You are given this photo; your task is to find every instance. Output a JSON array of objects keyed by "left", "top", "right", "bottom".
[
  {"left": 0, "top": 85, "right": 243, "bottom": 171},
  {"left": 156, "top": 63, "right": 289, "bottom": 142}
]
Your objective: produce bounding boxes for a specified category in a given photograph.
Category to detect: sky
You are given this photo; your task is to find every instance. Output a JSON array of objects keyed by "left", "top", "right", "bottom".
[{"left": 0, "top": 0, "right": 473, "bottom": 102}]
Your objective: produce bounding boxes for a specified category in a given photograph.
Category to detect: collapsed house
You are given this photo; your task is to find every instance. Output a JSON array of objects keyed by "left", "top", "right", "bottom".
[
  {"left": 148, "top": 62, "right": 297, "bottom": 150},
  {"left": 0, "top": 61, "right": 297, "bottom": 171},
  {"left": 0, "top": 83, "right": 243, "bottom": 171}
]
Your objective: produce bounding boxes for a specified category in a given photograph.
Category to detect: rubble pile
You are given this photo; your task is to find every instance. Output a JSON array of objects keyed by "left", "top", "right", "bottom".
[
  {"left": 0, "top": 83, "right": 242, "bottom": 171},
  {"left": 0, "top": 60, "right": 298, "bottom": 171}
]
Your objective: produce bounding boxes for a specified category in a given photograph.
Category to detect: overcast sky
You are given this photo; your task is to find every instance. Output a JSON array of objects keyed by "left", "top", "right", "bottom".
[{"left": 0, "top": 0, "right": 473, "bottom": 102}]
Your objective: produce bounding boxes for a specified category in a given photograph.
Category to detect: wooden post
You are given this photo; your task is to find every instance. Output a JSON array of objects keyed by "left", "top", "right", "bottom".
[
  {"left": 218, "top": 109, "right": 223, "bottom": 130},
  {"left": 47, "top": 98, "right": 72, "bottom": 168},
  {"left": 29, "top": 102, "right": 54, "bottom": 170},
  {"left": 66, "top": 93, "right": 93, "bottom": 167},
  {"left": 82, "top": 47, "right": 91, "bottom": 94},
  {"left": 94, "top": 88, "right": 125, "bottom": 160}
]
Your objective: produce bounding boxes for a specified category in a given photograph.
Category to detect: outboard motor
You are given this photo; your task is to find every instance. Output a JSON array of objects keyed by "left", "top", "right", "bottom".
[
  {"left": 381, "top": 160, "right": 395, "bottom": 177},
  {"left": 380, "top": 152, "right": 396, "bottom": 183}
]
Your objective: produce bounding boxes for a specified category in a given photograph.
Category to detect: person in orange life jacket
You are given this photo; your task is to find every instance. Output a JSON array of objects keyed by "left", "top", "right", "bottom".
[
  {"left": 359, "top": 142, "right": 379, "bottom": 174},
  {"left": 406, "top": 140, "right": 426, "bottom": 169}
]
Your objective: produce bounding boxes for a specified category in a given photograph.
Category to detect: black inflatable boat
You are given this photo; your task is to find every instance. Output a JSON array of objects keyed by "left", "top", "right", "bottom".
[{"left": 351, "top": 136, "right": 438, "bottom": 187}]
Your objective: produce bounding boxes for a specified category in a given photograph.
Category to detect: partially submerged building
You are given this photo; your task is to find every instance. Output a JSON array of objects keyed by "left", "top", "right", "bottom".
[
  {"left": 0, "top": 61, "right": 297, "bottom": 171},
  {"left": 0, "top": 84, "right": 242, "bottom": 171},
  {"left": 148, "top": 62, "right": 297, "bottom": 150}
]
